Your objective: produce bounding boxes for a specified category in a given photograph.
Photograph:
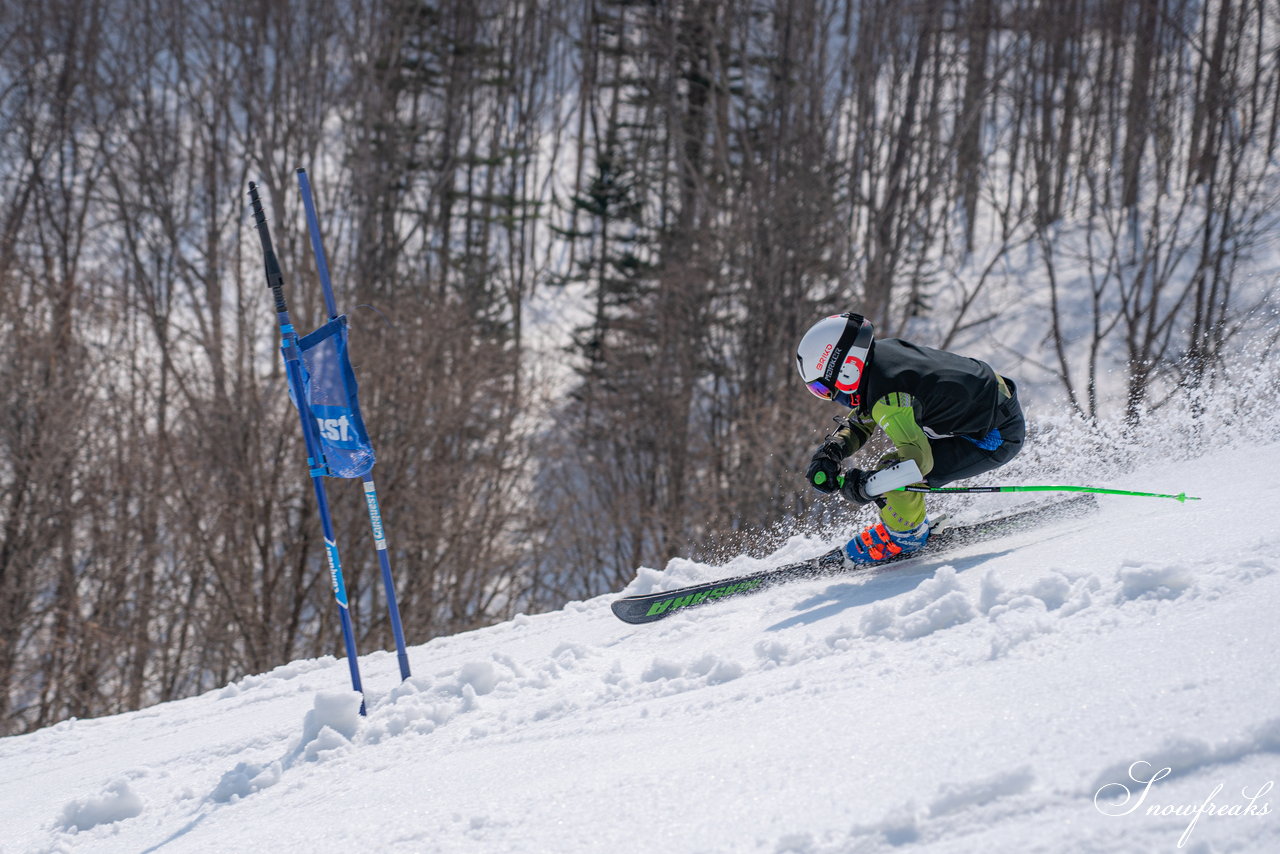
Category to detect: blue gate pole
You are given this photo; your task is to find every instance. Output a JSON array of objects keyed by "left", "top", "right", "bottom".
[
  {"left": 296, "top": 167, "right": 411, "bottom": 680},
  {"left": 249, "top": 182, "right": 367, "bottom": 714},
  {"left": 296, "top": 168, "right": 340, "bottom": 319},
  {"left": 361, "top": 480, "right": 412, "bottom": 681}
]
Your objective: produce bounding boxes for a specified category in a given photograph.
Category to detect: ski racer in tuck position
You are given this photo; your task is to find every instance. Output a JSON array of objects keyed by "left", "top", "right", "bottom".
[{"left": 796, "top": 313, "right": 1026, "bottom": 566}]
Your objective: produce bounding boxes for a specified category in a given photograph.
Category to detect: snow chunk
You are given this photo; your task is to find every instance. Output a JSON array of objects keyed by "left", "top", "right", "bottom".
[
  {"left": 1028, "top": 573, "right": 1073, "bottom": 610},
  {"left": 642, "top": 658, "right": 684, "bottom": 682},
  {"left": 1058, "top": 576, "right": 1101, "bottom": 617},
  {"left": 982, "top": 570, "right": 1073, "bottom": 614},
  {"left": 58, "top": 779, "right": 143, "bottom": 832},
  {"left": 1117, "top": 561, "right": 1193, "bottom": 601},
  {"left": 861, "top": 567, "right": 977, "bottom": 640},
  {"left": 210, "top": 761, "right": 282, "bottom": 803},
  {"left": 987, "top": 595, "right": 1054, "bottom": 659},
  {"left": 363, "top": 658, "right": 524, "bottom": 744},
  {"left": 689, "top": 654, "right": 744, "bottom": 685},
  {"left": 303, "top": 690, "right": 363, "bottom": 741},
  {"left": 457, "top": 661, "right": 499, "bottom": 696},
  {"left": 212, "top": 692, "right": 360, "bottom": 802},
  {"left": 387, "top": 675, "right": 431, "bottom": 703},
  {"left": 895, "top": 590, "right": 976, "bottom": 639},
  {"left": 626, "top": 564, "right": 686, "bottom": 596},
  {"left": 640, "top": 654, "right": 743, "bottom": 688},
  {"left": 294, "top": 690, "right": 362, "bottom": 762},
  {"left": 550, "top": 642, "right": 591, "bottom": 670},
  {"left": 979, "top": 571, "right": 1007, "bottom": 614},
  {"left": 754, "top": 638, "right": 790, "bottom": 667}
]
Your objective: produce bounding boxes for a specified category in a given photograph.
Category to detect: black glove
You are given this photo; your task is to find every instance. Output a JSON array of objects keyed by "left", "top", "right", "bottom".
[
  {"left": 805, "top": 441, "right": 845, "bottom": 494},
  {"left": 839, "top": 467, "right": 876, "bottom": 505}
]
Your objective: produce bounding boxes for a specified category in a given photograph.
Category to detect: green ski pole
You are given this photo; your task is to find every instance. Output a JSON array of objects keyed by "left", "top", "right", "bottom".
[
  {"left": 816, "top": 462, "right": 1201, "bottom": 503},
  {"left": 897, "top": 484, "right": 1201, "bottom": 503}
]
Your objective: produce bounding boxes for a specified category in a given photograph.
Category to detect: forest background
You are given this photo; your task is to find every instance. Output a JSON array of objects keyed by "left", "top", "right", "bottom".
[{"left": 2, "top": 0, "right": 1278, "bottom": 734}]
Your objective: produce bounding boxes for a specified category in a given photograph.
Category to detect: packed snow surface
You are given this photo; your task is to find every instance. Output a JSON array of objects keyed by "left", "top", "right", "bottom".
[{"left": 4, "top": 444, "right": 1278, "bottom": 853}]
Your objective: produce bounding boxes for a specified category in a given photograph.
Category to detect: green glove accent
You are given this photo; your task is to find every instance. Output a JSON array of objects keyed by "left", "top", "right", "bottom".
[{"left": 811, "top": 471, "right": 848, "bottom": 489}]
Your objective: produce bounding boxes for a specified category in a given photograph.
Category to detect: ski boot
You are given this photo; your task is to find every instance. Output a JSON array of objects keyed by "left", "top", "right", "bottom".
[
  {"left": 813, "top": 518, "right": 930, "bottom": 571},
  {"left": 847, "top": 518, "right": 930, "bottom": 564}
]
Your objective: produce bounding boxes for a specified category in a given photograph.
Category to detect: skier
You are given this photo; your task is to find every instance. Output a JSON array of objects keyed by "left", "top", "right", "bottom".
[{"left": 795, "top": 313, "right": 1025, "bottom": 566}]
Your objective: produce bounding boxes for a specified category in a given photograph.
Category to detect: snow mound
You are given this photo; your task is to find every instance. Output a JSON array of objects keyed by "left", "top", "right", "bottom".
[
  {"left": 860, "top": 566, "right": 978, "bottom": 640},
  {"left": 1116, "top": 560, "right": 1194, "bottom": 601},
  {"left": 295, "top": 690, "right": 362, "bottom": 762},
  {"left": 209, "top": 760, "right": 281, "bottom": 804},
  {"left": 641, "top": 653, "right": 745, "bottom": 688},
  {"left": 57, "top": 779, "right": 143, "bottom": 832},
  {"left": 210, "top": 690, "right": 362, "bottom": 803}
]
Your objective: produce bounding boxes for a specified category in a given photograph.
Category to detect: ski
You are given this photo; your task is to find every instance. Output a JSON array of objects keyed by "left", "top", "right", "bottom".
[{"left": 610, "top": 495, "right": 1097, "bottom": 624}]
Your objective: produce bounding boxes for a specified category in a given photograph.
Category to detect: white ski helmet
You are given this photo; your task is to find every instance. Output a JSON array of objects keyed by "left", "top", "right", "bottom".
[{"left": 795, "top": 313, "right": 874, "bottom": 401}]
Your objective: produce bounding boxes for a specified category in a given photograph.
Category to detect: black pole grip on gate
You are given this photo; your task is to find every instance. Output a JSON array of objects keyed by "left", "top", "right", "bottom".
[{"left": 248, "top": 182, "right": 289, "bottom": 317}]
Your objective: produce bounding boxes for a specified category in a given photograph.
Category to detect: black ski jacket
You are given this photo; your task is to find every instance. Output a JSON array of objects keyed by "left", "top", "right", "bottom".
[{"left": 855, "top": 338, "right": 1007, "bottom": 439}]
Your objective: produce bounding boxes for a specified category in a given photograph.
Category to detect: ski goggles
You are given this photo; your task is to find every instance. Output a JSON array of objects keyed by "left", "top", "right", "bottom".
[
  {"left": 806, "top": 379, "right": 835, "bottom": 400},
  {"left": 807, "top": 379, "right": 857, "bottom": 410}
]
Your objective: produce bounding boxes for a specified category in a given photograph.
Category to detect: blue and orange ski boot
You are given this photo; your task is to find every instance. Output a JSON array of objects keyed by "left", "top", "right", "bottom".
[
  {"left": 813, "top": 518, "right": 931, "bottom": 571},
  {"left": 844, "top": 518, "right": 930, "bottom": 565}
]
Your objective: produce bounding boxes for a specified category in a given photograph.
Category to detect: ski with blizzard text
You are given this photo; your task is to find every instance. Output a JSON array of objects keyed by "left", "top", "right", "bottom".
[{"left": 610, "top": 495, "right": 1097, "bottom": 625}]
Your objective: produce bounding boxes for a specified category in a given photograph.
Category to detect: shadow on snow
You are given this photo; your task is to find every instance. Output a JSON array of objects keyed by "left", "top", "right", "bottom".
[{"left": 764, "top": 548, "right": 1014, "bottom": 632}]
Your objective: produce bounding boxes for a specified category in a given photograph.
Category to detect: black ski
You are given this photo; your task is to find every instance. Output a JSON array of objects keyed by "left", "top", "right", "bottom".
[{"left": 610, "top": 495, "right": 1097, "bottom": 624}]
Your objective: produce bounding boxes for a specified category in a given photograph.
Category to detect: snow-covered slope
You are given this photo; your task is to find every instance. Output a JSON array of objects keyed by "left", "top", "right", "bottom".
[{"left": 6, "top": 444, "right": 1279, "bottom": 854}]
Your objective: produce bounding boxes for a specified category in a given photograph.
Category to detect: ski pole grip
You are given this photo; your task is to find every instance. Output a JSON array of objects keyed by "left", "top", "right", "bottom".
[{"left": 863, "top": 459, "right": 924, "bottom": 496}]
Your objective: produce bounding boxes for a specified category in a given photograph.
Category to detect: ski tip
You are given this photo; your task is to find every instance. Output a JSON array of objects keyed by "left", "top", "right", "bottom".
[{"left": 1176, "top": 492, "right": 1202, "bottom": 503}]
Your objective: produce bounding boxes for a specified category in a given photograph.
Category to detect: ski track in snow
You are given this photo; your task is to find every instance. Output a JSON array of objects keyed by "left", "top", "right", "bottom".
[{"left": 3, "top": 446, "right": 1279, "bottom": 853}]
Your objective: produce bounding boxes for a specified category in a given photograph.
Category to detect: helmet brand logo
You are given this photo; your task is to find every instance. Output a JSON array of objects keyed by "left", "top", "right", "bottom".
[{"left": 814, "top": 342, "right": 835, "bottom": 373}]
